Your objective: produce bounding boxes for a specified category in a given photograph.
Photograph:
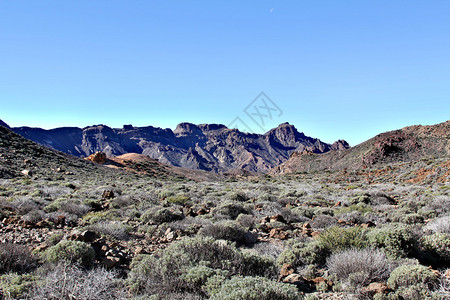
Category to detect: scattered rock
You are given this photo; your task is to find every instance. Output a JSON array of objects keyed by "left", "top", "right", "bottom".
[
  {"left": 270, "top": 214, "right": 286, "bottom": 223},
  {"left": 361, "top": 221, "right": 376, "bottom": 228},
  {"left": 269, "top": 228, "right": 288, "bottom": 240},
  {"left": 361, "top": 282, "right": 390, "bottom": 295},
  {"left": 280, "top": 263, "right": 295, "bottom": 277},
  {"left": 21, "top": 169, "right": 31, "bottom": 176}
]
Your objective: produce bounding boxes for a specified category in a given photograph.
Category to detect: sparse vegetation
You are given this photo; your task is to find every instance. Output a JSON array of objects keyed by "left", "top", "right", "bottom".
[{"left": 0, "top": 124, "right": 449, "bottom": 298}]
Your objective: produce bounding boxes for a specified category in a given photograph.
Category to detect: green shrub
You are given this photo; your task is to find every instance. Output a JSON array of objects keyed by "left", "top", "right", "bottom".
[
  {"left": 43, "top": 240, "right": 95, "bottom": 266},
  {"left": 391, "top": 284, "right": 434, "bottom": 300},
  {"left": 292, "top": 206, "right": 315, "bottom": 219},
  {"left": 212, "top": 201, "right": 250, "bottom": 219},
  {"left": 277, "top": 241, "right": 307, "bottom": 268},
  {"left": 166, "top": 195, "right": 190, "bottom": 206},
  {"left": 82, "top": 210, "right": 121, "bottom": 224},
  {"left": 401, "top": 213, "right": 424, "bottom": 224},
  {"left": 208, "top": 276, "right": 300, "bottom": 300},
  {"left": 199, "top": 221, "right": 248, "bottom": 245},
  {"left": 277, "top": 240, "right": 329, "bottom": 267},
  {"left": 181, "top": 265, "right": 228, "bottom": 294},
  {"left": 318, "top": 226, "right": 368, "bottom": 253},
  {"left": 128, "top": 237, "right": 277, "bottom": 296},
  {"left": 335, "top": 204, "right": 373, "bottom": 215},
  {"left": 387, "top": 264, "right": 439, "bottom": 290},
  {"left": 47, "top": 233, "right": 65, "bottom": 246},
  {"left": 367, "top": 224, "right": 416, "bottom": 259},
  {"left": 229, "top": 192, "right": 249, "bottom": 202},
  {"left": 0, "top": 273, "right": 36, "bottom": 299},
  {"left": 420, "top": 233, "right": 450, "bottom": 266},
  {"left": 240, "top": 252, "right": 277, "bottom": 278},
  {"left": 236, "top": 214, "right": 255, "bottom": 229},
  {"left": 141, "top": 207, "right": 184, "bottom": 224}
]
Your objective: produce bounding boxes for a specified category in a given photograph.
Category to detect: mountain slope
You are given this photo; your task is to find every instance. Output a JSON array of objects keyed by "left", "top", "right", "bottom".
[
  {"left": 0, "top": 124, "right": 107, "bottom": 179},
  {"left": 271, "top": 120, "right": 450, "bottom": 174},
  {"left": 0, "top": 124, "right": 220, "bottom": 182},
  {"left": 11, "top": 122, "right": 349, "bottom": 173}
]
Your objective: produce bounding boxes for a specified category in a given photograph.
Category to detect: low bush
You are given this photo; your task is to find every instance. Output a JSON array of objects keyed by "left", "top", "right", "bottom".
[
  {"left": 311, "top": 215, "right": 337, "bottom": 229},
  {"left": 229, "top": 192, "right": 249, "bottom": 202},
  {"left": 198, "top": 221, "right": 248, "bottom": 245},
  {"left": 327, "top": 248, "right": 392, "bottom": 287},
  {"left": 128, "top": 237, "right": 277, "bottom": 296},
  {"left": 424, "top": 195, "right": 450, "bottom": 217},
  {"left": 0, "top": 243, "right": 37, "bottom": 274},
  {"left": 277, "top": 240, "right": 329, "bottom": 267},
  {"left": 401, "top": 213, "right": 424, "bottom": 224},
  {"left": 387, "top": 264, "right": 439, "bottom": 290},
  {"left": 367, "top": 224, "right": 416, "bottom": 259},
  {"left": 236, "top": 214, "right": 255, "bottom": 229},
  {"left": 141, "top": 207, "right": 184, "bottom": 224},
  {"left": 29, "top": 263, "right": 127, "bottom": 299},
  {"left": 317, "top": 226, "right": 368, "bottom": 253},
  {"left": 43, "top": 240, "right": 95, "bottom": 266},
  {"left": 420, "top": 233, "right": 450, "bottom": 266},
  {"left": 0, "top": 273, "right": 36, "bottom": 299},
  {"left": 167, "top": 195, "right": 190, "bottom": 206},
  {"left": 207, "top": 276, "right": 300, "bottom": 300},
  {"left": 212, "top": 201, "right": 250, "bottom": 219},
  {"left": 424, "top": 216, "right": 450, "bottom": 234},
  {"left": 89, "top": 221, "right": 130, "bottom": 240}
]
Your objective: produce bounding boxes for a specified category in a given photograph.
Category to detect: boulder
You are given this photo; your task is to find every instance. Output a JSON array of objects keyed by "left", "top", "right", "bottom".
[
  {"left": 280, "top": 263, "right": 295, "bottom": 277},
  {"left": 85, "top": 151, "right": 107, "bottom": 164}
]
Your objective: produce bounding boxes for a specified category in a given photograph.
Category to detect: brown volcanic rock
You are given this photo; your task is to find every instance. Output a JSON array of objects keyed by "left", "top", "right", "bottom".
[
  {"left": 85, "top": 151, "right": 107, "bottom": 164},
  {"left": 12, "top": 122, "right": 348, "bottom": 173},
  {"left": 271, "top": 120, "right": 450, "bottom": 174}
]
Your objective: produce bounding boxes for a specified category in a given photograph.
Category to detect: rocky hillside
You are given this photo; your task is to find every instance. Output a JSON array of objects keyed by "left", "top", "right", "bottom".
[
  {"left": 0, "top": 124, "right": 220, "bottom": 182},
  {"left": 271, "top": 120, "right": 450, "bottom": 174},
  {"left": 9, "top": 121, "right": 349, "bottom": 173},
  {"left": 0, "top": 124, "right": 105, "bottom": 180}
]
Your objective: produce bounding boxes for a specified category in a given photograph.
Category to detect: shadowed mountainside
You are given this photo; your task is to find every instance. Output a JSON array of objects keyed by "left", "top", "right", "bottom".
[
  {"left": 0, "top": 124, "right": 222, "bottom": 182},
  {"left": 10, "top": 121, "right": 349, "bottom": 173}
]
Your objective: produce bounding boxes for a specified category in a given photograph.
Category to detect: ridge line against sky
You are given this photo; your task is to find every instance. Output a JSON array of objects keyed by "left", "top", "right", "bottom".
[{"left": 1, "top": 1, "right": 449, "bottom": 146}]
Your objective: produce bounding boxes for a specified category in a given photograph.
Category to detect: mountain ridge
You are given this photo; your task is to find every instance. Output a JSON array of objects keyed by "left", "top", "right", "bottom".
[
  {"left": 8, "top": 121, "right": 348, "bottom": 173},
  {"left": 270, "top": 120, "right": 450, "bottom": 174}
]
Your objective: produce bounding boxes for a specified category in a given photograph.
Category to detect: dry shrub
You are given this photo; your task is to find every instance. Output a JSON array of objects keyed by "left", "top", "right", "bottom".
[{"left": 327, "top": 248, "right": 392, "bottom": 286}]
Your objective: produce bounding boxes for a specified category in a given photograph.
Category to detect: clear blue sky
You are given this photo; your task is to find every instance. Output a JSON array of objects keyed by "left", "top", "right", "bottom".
[{"left": 1, "top": 1, "right": 449, "bottom": 145}]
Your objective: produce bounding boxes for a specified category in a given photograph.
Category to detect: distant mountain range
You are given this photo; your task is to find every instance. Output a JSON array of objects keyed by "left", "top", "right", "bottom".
[
  {"left": 271, "top": 120, "right": 450, "bottom": 174},
  {"left": 3, "top": 119, "right": 448, "bottom": 175},
  {"left": 3, "top": 121, "right": 349, "bottom": 173}
]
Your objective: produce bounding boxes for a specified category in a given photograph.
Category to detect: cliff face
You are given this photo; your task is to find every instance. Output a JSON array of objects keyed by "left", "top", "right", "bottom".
[
  {"left": 270, "top": 120, "right": 450, "bottom": 175},
  {"left": 11, "top": 122, "right": 348, "bottom": 173}
]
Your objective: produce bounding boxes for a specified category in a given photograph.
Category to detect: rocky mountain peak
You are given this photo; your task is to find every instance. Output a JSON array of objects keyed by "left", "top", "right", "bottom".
[
  {"left": 265, "top": 122, "right": 307, "bottom": 147},
  {"left": 197, "top": 124, "right": 227, "bottom": 132},
  {"left": 174, "top": 123, "right": 202, "bottom": 136},
  {"left": 331, "top": 140, "right": 350, "bottom": 150}
]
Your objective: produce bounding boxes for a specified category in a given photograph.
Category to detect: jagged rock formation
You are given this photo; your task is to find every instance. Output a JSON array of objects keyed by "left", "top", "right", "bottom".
[
  {"left": 271, "top": 120, "right": 450, "bottom": 174},
  {"left": 11, "top": 122, "right": 348, "bottom": 173}
]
